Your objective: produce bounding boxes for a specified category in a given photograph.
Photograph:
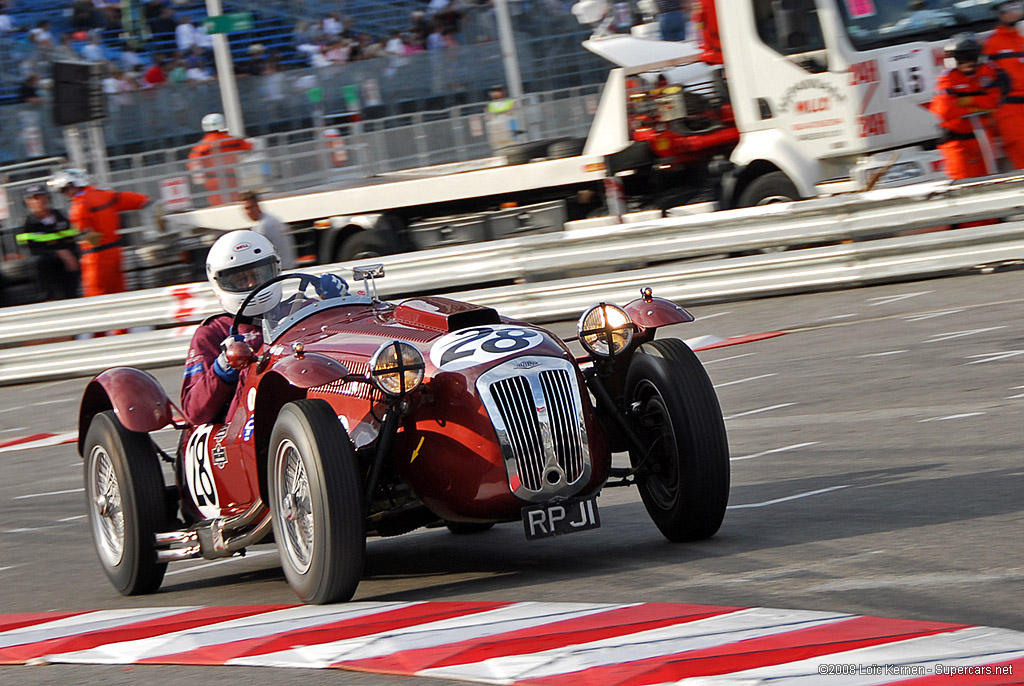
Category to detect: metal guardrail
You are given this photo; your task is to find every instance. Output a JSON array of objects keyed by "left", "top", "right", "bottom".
[{"left": 3, "top": 173, "right": 1024, "bottom": 385}]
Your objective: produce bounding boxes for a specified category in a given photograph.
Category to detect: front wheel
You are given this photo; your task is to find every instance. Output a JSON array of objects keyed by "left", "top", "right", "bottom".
[
  {"left": 83, "top": 411, "right": 170, "bottom": 595},
  {"left": 625, "top": 339, "right": 730, "bottom": 542},
  {"left": 269, "top": 399, "right": 365, "bottom": 604},
  {"left": 737, "top": 171, "right": 800, "bottom": 207}
]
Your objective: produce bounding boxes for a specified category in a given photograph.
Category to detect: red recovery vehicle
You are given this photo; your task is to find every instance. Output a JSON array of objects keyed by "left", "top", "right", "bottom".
[{"left": 77, "top": 267, "right": 730, "bottom": 603}]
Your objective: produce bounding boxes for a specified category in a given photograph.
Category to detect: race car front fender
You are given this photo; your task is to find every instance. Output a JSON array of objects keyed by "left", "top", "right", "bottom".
[
  {"left": 78, "top": 367, "right": 174, "bottom": 455},
  {"left": 270, "top": 352, "right": 350, "bottom": 389},
  {"left": 624, "top": 296, "right": 694, "bottom": 330}
]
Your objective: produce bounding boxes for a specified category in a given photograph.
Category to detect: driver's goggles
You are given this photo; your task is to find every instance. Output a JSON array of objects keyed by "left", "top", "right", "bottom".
[{"left": 214, "top": 256, "right": 279, "bottom": 293}]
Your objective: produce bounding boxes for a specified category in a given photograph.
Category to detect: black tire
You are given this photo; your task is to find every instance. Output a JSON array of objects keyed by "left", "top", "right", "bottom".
[
  {"left": 336, "top": 231, "right": 388, "bottom": 262},
  {"left": 737, "top": 171, "right": 800, "bottom": 207},
  {"left": 269, "top": 399, "right": 365, "bottom": 604},
  {"left": 504, "top": 140, "right": 554, "bottom": 165},
  {"left": 624, "top": 339, "right": 730, "bottom": 542},
  {"left": 546, "top": 137, "right": 585, "bottom": 159},
  {"left": 83, "top": 411, "right": 169, "bottom": 595},
  {"left": 445, "top": 521, "right": 495, "bottom": 535}
]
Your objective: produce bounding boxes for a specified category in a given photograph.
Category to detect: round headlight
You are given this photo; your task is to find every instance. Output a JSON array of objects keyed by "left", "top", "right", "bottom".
[
  {"left": 369, "top": 341, "right": 425, "bottom": 396},
  {"left": 577, "top": 303, "right": 634, "bottom": 357}
]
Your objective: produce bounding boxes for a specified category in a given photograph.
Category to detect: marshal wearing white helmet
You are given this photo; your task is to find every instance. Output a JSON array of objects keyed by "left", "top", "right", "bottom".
[{"left": 181, "top": 230, "right": 280, "bottom": 425}]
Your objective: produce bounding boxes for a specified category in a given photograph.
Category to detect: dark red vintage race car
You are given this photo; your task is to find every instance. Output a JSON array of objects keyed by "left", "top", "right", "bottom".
[{"left": 78, "top": 266, "right": 729, "bottom": 604}]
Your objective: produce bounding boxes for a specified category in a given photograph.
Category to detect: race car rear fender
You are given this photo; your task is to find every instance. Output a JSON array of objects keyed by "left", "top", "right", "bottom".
[{"left": 78, "top": 367, "right": 174, "bottom": 455}]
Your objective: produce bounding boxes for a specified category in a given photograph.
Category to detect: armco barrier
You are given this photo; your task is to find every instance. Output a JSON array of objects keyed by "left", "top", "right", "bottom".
[{"left": 2, "top": 174, "right": 1024, "bottom": 385}]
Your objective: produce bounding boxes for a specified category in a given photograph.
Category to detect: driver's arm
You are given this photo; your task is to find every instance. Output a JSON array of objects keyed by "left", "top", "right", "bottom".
[{"left": 180, "top": 317, "right": 239, "bottom": 425}]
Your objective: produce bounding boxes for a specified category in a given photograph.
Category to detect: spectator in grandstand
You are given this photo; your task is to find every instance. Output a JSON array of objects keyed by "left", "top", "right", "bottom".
[
  {"left": 292, "top": 19, "right": 315, "bottom": 50},
  {"left": 120, "top": 41, "right": 144, "bottom": 73},
  {"left": 0, "top": 0, "right": 14, "bottom": 34},
  {"left": 54, "top": 34, "right": 79, "bottom": 61},
  {"left": 81, "top": 30, "right": 106, "bottom": 62},
  {"left": 409, "top": 11, "right": 430, "bottom": 48},
  {"left": 240, "top": 190, "right": 297, "bottom": 270},
  {"left": 167, "top": 56, "right": 188, "bottom": 84},
  {"left": 72, "top": 0, "right": 102, "bottom": 34},
  {"left": 29, "top": 20, "right": 54, "bottom": 47},
  {"left": 186, "top": 55, "right": 212, "bottom": 82},
  {"left": 176, "top": 15, "right": 198, "bottom": 54},
  {"left": 18, "top": 73, "right": 43, "bottom": 105},
  {"left": 325, "top": 37, "right": 351, "bottom": 64},
  {"left": 94, "top": 0, "right": 121, "bottom": 29},
  {"left": 243, "top": 43, "right": 268, "bottom": 76},
  {"left": 143, "top": 53, "right": 168, "bottom": 86},
  {"left": 144, "top": 0, "right": 166, "bottom": 32},
  {"left": 188, "top": 113, "right": 253, "bottom": 206},
  {"left": 149, "top": 5, "right": 177, "bottom": 37},
  {"left": 323, "top": 11, "right": 343, "bottom": 37},
  {"left": 18, "top": 184, "right": 79, "bottom": 301}
]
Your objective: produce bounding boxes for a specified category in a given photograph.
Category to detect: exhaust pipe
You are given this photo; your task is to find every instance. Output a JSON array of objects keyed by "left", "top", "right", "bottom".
[{"left": 154, "top": 499, "right": 272, "bottom": 563}]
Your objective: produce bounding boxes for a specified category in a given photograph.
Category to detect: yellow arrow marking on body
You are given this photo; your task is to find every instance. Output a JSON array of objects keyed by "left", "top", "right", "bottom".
[{"left": 410, "top": 436, "right": 425, "bottom": 463}]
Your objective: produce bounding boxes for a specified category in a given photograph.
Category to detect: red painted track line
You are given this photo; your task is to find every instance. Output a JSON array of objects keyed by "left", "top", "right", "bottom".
[
  {"left": 339, "top": 603, "right": 740, "bottom": 674},
  {"left": 144, "top": 602, "right": 513, "bottom": 666},
  {"left": 0, "top": 433, "right": 60, "bottom": 450},
  {"left": 693, "top": 331, "right": 787, "bottom": 351},
  {"left": 0, "top": 606, "right": 287, "bottom": 665},
  {"left": 518, "top": 616, "right": 967, "bottom": 686}
]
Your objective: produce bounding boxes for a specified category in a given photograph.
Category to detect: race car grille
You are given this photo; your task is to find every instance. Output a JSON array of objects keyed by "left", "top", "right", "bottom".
[{"left": 478, "top": 357, "right": 590, "bottom": 502}]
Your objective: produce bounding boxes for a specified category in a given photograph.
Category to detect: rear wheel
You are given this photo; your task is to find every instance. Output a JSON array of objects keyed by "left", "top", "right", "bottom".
[
  {"left": 625, "top": 339, "right": 730, "bottom": 542},
  {"left": 83, "top": 411, "right": 169, "bottom": 595},
  {"left": 269, "top": 399, "right": 365, "bottom": 604}
]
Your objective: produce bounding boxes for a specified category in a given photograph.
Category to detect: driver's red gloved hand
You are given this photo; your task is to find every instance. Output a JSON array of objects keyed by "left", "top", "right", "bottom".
[{"left": 214, "top": 334, "right": 243, "bottom": 382}]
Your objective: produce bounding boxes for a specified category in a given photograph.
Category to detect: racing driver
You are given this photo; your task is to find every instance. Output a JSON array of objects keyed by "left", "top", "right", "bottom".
[{"left": 181, "top": 230, "right": 280, "bottom": 425}]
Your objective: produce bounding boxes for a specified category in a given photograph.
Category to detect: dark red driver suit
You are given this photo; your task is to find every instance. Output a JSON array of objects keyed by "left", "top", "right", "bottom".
[{"left": 181, "top": 314, "right": 262, "bottom": 425}]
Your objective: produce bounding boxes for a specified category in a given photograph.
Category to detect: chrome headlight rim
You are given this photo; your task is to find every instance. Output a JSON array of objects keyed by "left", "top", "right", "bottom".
[
  {"left": 577, "top": 303, "right": 635, "bottom": 358},
  {"left": 368, "top": 340, "right": 426, "bottom": 397}
]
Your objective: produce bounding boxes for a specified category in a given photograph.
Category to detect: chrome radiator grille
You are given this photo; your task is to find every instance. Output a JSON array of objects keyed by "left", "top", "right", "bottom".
[{"left": 478, "top": 357, "right": 590, "bottom": 501}]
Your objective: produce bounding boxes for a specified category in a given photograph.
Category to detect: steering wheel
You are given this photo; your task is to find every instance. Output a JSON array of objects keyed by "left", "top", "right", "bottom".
[{"left": 230, "top": 273, "right": 349, "bottom": 336}]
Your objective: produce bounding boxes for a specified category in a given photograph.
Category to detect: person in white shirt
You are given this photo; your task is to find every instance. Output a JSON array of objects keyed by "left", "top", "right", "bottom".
[
  {"left": 240, "top": 190, "right": 297, "bottom": 269},
  {"left": 176, "top": 17, "right": 198, "bottom": 54},
  {"left": 81, "top": 31, "right": 105, "bottom": 61}
]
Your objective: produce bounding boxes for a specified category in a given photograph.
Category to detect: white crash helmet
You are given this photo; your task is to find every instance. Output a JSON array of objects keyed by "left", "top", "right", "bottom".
[
  {"left": 47, "top": 168, "right": 91, "bottom": 193},
  {"left": 206, "top": 230, "right": 282, "bottom": 317},
  {"left": 202, "top": 112, "right": 227, "bottom": 133}
]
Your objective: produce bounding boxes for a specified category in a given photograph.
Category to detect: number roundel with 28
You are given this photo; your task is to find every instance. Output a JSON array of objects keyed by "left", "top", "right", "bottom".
[{"left": 429, "top": 325, "right": 546, "bottom": 372}]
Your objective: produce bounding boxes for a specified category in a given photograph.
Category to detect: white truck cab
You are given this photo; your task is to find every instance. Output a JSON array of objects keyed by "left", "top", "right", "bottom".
[{"left": 578, "top": 0, "right": 998, "bottom": 206}]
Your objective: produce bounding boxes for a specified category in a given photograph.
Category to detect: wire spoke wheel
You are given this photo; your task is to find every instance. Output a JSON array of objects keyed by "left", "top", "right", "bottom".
[
  {"left": 277, "top": 439, "right": 315, "bottom": 574},
  {"left": 89, "top": 446, "right": 125, "bottom": 567},
  {"left": 269, "top": 400, "right": 365, "bottom": 604},
  {"left": 83, "top": 411, "right": 169, "bottom": 595}
]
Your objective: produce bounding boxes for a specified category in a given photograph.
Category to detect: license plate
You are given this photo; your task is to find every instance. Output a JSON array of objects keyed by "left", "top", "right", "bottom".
[{"left": 522, "top": 495, "right": 600, "bottom": 540}]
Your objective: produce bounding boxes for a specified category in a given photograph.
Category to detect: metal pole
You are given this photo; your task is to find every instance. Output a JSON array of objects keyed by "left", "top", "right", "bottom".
[
  {"left": 493, "top": 0, "right": 525, "bottom": 104},
  {"left": 87, "top": 122, "right": 111, "bottom": 187},
  {"left": 205, "top": 0, "right": 246, "bottom": 137}
]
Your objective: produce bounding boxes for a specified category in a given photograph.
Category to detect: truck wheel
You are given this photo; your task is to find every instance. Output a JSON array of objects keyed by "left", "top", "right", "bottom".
[
  {"left": 625, "top": 339, "right": 730, "bottom": 542},
  {"left": 83, "top": 411, "right": 170, "bottom": 595},
  {"left": 737, "top": 171, "right": 800, "bottom": 207},
  {"left": 546, "top": 137, "right": 586, "bottom": 159},
  {"left": 269, "top": 399, "right": 365, "bottom": 604},
  {"left": 504, "top": 140, "right": 555, "bottom": 165},
  {"left": 336, "top": 231, "right": 387, "bottom": 262}
]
